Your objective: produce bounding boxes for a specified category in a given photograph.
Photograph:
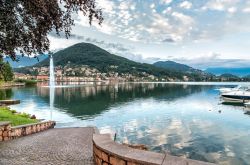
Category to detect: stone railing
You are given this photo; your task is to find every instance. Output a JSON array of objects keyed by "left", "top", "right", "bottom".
[
  {"left": 0, "top": 121, "right": 55, "bottom": 142},
  {"left": 93, "top": 134, "right": 215, "bottom": 165}
]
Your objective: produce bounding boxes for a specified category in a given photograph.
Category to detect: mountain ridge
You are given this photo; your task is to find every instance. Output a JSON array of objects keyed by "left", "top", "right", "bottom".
[{"left": 15, "top": 42, "right": 213, "bottom": 81}]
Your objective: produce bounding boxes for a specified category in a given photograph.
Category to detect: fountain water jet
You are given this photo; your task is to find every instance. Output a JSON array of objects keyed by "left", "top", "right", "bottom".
[
  {"left": 49, "top": 55, "right": 55, "bottom": 120},
  {"left": 49, "top": 55, "right": 55, "bottom": 87}
]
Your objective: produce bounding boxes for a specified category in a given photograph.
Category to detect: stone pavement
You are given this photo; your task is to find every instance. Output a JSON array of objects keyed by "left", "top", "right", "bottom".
[{"left": 0, "top": 127, "right": 95, "bottom": 165}]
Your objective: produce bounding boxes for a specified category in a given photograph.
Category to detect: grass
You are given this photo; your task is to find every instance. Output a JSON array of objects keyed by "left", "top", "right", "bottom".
[{"left": 0, "top": 107, "right": 38, "bottom": 126}]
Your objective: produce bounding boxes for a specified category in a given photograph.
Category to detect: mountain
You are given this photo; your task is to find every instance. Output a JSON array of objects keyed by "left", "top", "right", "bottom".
[
  {"left": 205, "top": 67, "right": 250, "bottom": 77},
  {"left": 15, "top": 42, "right": 214, "bottom": 81},
  {"left": 4, "top": 55, "right": 48, "bottom": 68},
  {"left": 153, "top": 61, "right": 196, "bottom": 72}
]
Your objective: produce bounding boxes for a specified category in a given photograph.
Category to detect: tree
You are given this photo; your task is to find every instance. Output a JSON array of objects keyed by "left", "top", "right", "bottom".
[
  {"left": 0, "top": 61, "right": 14, "bottom": 81},
  {"left": 0, "top": 0, "right": 103, "bottom": 61}
]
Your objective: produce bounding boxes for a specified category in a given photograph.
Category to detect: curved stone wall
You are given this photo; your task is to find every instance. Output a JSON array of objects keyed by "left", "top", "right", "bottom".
[
  {"left": 93, "top": 134, "right": 215, "bottom": 165},
  {"left": 0, "top": 121, "right": 55, "bottom": 142}
]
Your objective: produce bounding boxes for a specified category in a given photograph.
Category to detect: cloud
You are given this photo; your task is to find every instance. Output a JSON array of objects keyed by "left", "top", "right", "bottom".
[
  {"left": 171, "top": 52, "right": 250, "bottom": 69},
  {"left": 227, "top": 7, "right": 237, "bottom": 13},
  {"left": 74, "top": 0, "right": 198, "bottom": 43},
  {"left": 160, "top": 0, "right": 172, "bottom": 5},
  {"left": 67, "top": 0, "right": 250, "bottom": 45},
  {"left": 162, "top": 38, "right": 175, "bottom": 43},
  {"left": 179, "top": 1, "right": 192, "bottom": 9},
  {"left": 202, "top": 0, "right": 240, "bottom": 11},
  {"left": 242, "top": 7, "right": 250, "bottom": 13}
]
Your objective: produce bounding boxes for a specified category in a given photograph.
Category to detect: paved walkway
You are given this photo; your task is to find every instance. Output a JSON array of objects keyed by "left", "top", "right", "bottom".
[{"left": 0, "top": 127, "right": 95, "bottom": 165}]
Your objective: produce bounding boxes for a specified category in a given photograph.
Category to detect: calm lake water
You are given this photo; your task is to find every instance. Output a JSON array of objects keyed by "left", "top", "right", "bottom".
[{"left": 1, "top": 82, "right": 250, "bottom": 164}]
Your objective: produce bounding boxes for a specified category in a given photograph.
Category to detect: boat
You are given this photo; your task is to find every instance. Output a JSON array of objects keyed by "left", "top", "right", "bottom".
[
  {"left": 217, "top": 85, "right": 249, "bottom": 93},
  {"left": 244, "top": 101, "right": 250, "bottom": 107},
  {"left": 221, "top": 90, "right": 250, "bottom": 103}
]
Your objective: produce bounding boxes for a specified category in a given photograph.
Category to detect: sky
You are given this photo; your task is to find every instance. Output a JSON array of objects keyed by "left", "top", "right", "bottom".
[{"left": 49, "top": 0, "right": 250, "bottom": 69}]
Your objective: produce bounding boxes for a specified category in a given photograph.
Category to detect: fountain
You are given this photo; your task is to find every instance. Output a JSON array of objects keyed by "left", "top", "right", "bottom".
[
  {"left": 49, "top": 55, "right": 55, "bottom": 120},
  {"left": 49, "top": 55, "right": 55, "bottom": 87}
]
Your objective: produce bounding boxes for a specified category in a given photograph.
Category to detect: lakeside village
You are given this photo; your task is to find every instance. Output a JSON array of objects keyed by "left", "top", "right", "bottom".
[
  {"left": 14, "top": 65, "right": 176, "bottom": 82},
  {"left": 15, "top": 65, "right": 247, "bottom": 82}
]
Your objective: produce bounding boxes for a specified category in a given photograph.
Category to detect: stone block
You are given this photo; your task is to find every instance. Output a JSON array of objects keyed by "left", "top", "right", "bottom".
[
  {"left": 103, "top": 162, "right": 109, "bottom": 165},
  {"left": 3, "top": 137, "right": 8, "bottom": 141},
  {"left": 0, "top": 136, "right": 3, "bottom": 141},
  {"left": 0, "top": 130, "right": 2, "bottom": 136},
  {"left": 3, "top": 131, "right": 9, "bottom": 137},
  {"left": 94, "top": 146, "right": 102, "bottom": 158},
  {"left": 101, "top": 151, "right": 109, "bottom": 162},
  {"left": 95, "top": 155, "right": 102, "bottom": 165},
  {"left": 5, "top": 125, "right": 11, "bottom": 131},
  {"left": 32, "top": 126, "right": 37, "bottom": 132},
  {"left": 37, "top": 125, "right": 40, "bottom": 132},
  {"left": 110, "top": 156, "right": 126, "bottom": 165}
]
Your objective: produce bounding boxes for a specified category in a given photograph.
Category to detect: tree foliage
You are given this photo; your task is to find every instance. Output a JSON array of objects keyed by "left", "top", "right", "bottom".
[
  {"left": 0, "top": 61, "right": 14, "bottom": 81},
  {"left": 0, "top": 0, "right": 103, "bottom": 60}
]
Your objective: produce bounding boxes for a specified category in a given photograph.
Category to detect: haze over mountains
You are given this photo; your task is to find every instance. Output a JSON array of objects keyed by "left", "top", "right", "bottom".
[{"left": 205, "top": 67, "right": 250, "bottom": 77}]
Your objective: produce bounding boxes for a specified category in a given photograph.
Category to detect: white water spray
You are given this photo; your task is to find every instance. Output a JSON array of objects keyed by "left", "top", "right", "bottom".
[
  {"left": 49, "top": 55, "right": 55, "bottom": 120},
  {"left": 49, "top": 55, "right": 55, "bottom": 87}
]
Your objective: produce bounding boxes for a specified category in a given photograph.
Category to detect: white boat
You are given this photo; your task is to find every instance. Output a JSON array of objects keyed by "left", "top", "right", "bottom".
[
  {"left": 218, "top": 85, "right": 249, "bottom": 93},
  {"left": 221, "top": 89, "right": 250, "bottom": 103},
  {"left": 244, "top": 102, "right": 250, "bottom": 107}
]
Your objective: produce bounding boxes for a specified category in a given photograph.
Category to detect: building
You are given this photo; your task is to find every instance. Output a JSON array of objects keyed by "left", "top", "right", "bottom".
[{"left": 36, "top": 75, "right": 49, "bottom": 81}]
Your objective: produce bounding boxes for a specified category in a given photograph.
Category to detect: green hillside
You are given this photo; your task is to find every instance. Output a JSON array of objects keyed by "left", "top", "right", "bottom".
[
  {"left": 36, "top": 43, "right": 185, "bottom": 79},
  {"left": 153, "top": 61, "right": 194, "bottom": 72},
  {"left": 16, "top": 43, "right": 213, "bottom": 81}
]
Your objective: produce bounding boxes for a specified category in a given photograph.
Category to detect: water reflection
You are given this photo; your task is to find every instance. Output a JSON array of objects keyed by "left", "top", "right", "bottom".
[
  {"left": 3, "top": 83, "right": 250, "bottom": 165},
  {"left": 0, "top": 88, "right": 13, "bottom": 100},
  {"left": 35, "top": 83, "right": 208, "bottom": 118},
  {"left": 49, "top": 87, "right": 55, "bottom": 120}
]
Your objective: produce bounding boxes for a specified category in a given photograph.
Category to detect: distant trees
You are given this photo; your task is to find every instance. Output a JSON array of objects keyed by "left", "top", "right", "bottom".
[
  {"left": 0, "top": 61, "right": 13, "bottom": 82},
  {"left": 0, "top": 0, "right": 103, "bottom": 61}
]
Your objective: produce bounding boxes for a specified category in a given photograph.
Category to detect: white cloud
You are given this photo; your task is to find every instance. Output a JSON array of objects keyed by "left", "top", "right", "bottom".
[
  {"left": 160, "top": 0, "right": 172, "bottom": 5},
  {"left": 242, "top": 7, "right": 250, "bottom": 13},
  {"left": 162, "top": 7, "right": 172, "bottom": 14},
  {"left": 227, "top": 7, "right": 237, "bottom": 13},
  {"left": 172, "top": 12, "right": 194, "bottom": 25},
  {"left": 179, "top": 1, "right": 192, "bottom": 9},
  {"left": 119, "top": 1, "right": 129, "bottom": 10},
  {"left": 202, "top": 0, "right": 240, "bottom": 11},
  {"left": 66, "top": 0, "right": 250, "bottom": 45},
  {"left": 150, "top": 3, "right": 155, "bottom": 9},
  {"left": 173, "top": 52, "right": 250, "bottom": 69},
  {"left": 96, "top": 0, "right": 115, "bottom": 14}
]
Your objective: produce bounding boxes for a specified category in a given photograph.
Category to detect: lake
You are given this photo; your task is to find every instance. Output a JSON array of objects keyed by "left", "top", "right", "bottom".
[{"left": 1, "top": 82, "right": 250, "bottom": 164}]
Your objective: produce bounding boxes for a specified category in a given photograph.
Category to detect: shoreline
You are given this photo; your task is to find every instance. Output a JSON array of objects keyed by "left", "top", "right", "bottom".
[{"left": 0, "top": 82, "right": 25, "bottom": 88}]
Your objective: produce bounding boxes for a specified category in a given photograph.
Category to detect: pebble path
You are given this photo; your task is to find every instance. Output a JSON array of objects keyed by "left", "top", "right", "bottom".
[{"left": 0, "top": 127, "right": 95, "bottom": 165}]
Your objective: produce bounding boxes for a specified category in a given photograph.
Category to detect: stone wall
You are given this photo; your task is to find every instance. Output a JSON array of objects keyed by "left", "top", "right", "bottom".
[
  {"left": 93, "top": 134, "right": 215, "bottom": 165},
  {"left": 0, "top": 121, "right": 55, "bottom": 142}
]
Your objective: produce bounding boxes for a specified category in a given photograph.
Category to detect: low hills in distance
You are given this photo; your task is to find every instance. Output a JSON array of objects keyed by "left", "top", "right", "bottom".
[
  {"left": 13, "top": 42, "right": 250, "bottom": 82},
  {"left": 205, "top": 67, "right": 250, "bottom": 77},
  {"left": 4, "top": 55, "right": 48, "bottom": 68}
]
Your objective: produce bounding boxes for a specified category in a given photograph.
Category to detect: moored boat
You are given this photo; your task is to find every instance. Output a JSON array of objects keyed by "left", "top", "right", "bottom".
[
  {"left": 244, "top": 101, "right": 250, "bottom": 107},
  {"left": 221, "top": 90, "right": 250, "bottom": 103},
  {"left": 217, "top": 85, "right": 249, "bottom": 93}
]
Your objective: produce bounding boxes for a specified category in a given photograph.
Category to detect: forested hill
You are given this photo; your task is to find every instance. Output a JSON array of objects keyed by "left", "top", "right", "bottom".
[
  {"left": 17, "top": 42, "right": 213, "bottom": 81},
  {"left": 154, "top": 61, "right": 197, "bottom": 72}
]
